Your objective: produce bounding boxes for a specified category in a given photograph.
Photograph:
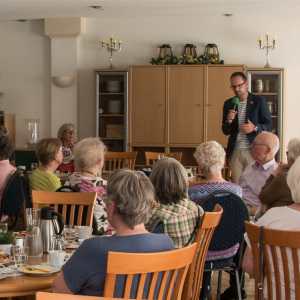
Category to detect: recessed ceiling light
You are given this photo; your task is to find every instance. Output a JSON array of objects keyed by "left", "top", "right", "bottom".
[
  {"left": 223, "top": 13, "right": 233, "bottom": 17},
  {"left": 89, "top": 5, "right": 103, "bottom": 10}
]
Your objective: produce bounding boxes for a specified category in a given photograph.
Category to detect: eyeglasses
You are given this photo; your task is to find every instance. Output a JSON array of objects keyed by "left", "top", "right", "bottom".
[{"left": 231, "top": 81, "right": 246, "bottom": 89}]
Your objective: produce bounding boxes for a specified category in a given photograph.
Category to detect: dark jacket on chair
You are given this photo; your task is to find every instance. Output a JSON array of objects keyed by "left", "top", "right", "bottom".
[{"left": 222, "top": 93, "right": 272, "bottom": 158}]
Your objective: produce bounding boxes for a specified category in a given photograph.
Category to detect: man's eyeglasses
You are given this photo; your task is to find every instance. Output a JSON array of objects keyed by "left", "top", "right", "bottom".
[{"left": 231, "top": 81, "right": 246, "bottom": 89}]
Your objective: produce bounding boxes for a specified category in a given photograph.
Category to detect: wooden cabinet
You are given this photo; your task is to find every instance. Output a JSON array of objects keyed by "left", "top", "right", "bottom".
[
  {"left": 130, "top": 66, "right": 166, "bottom": 146},
  {"left": 95, "top": 70, "right": 128, "bottom": 151},
  {"left": 169, "top": 66, "right": 205, "bottom": 145},
  {"left": 129, "top": 65, "right": 244, "bottom": 165}
]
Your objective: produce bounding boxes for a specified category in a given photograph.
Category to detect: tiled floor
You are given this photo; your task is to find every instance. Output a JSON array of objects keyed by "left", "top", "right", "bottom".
[{"left": 211, "top": 271, "right": 255, "bottom": 299}]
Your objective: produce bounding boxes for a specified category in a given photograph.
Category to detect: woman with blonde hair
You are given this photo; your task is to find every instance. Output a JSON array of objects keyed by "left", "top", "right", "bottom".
[
  {"left": 57, "top": 123, "right": 76, "bottom": 173},
  {"left": 30, "top": 138, "right": 63, "bottom": 191},
  {"left": 67, "top": 137, "right": 108, "bottom": 234}
]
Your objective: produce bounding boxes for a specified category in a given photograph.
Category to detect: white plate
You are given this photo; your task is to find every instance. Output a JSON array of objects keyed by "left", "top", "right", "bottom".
[{"left": 18, "top": 264, "right": 60, "bottom": 276}]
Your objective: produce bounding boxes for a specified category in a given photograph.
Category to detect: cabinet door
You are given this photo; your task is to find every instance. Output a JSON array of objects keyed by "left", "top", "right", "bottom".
[
  {"left": 169, "top": 66, "right": 204, "bottom": 145},
  {"left": 130, "top": 66, "right": 166, "bottom": 145},
  {"left": 206, "top": 65, "right": 244, "bottom": 146}
]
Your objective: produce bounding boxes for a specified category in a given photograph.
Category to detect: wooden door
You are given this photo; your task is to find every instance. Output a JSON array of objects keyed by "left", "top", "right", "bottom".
[
  {"left": 206, "top": 65, "right": 244, "bottom": 146},
  {"left": 130, "top": 66, "right": 166, "bottom": 146},
  {"left": 169, "top": 66, "right": 205, "bottom": 145}
]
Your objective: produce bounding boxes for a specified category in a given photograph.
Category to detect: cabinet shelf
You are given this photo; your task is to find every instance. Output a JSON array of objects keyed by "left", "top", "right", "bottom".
[
  {"left": 100, "top": 92, "right": 124, "bottom": 95},
  {"left": 99, "top": 114, "right": 124, "bottom": 117},
  {"left": 101, "top": 137, "right": 124, "bottom": 141},
  {"left": 252, "top": 92, "right": 278, "bottom": 96}
]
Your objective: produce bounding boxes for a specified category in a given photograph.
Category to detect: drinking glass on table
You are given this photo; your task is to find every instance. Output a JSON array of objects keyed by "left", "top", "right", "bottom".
[
  {"left": 0, "top": 223, "right": 8, "bottom": 234},
  {"left": 11, "top": 245, "right": 28, "bottom": 267}
]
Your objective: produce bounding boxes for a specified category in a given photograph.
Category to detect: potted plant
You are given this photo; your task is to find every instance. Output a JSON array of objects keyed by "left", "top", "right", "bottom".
[{"left": 0, "top": 231, "right": 14, "bottom": 255}]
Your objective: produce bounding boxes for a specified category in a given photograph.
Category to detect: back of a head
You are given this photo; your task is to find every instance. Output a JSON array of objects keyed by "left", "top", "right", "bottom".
[
  {"left": 73, "top": 137, "right": 106, "bottom": 172},
  {"left": 36, "top": 138, "right": 61, "bottom": 166},
  {"left": 287, "top": 156, "right": 300, "bottom": 204},
  {"left": 0, "top": 126, "right": 14, "bottom": 160},
  {"left": 150, "top": 157, "right": 188, "bottom": 204},
  {"left": 287, "top": 138, "right": 300, "bottom": 163},
  {"left": 106, "top": 169, "right": 155, "bottom": 229},
  {"left": 193, "top": 141, "right": 225, "bottom": 175},
  {"left": 255, "top": 131, "right": 279, "bottom": 156}
]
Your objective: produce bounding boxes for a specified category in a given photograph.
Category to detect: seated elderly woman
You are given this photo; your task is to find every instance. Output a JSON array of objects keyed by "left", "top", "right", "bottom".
[
  {"left": 243, "top": 156, "right": 300, "bottom": 299},
  {"left": 0, "top": 126, "right": 15, "bottom": 201},
  {"left": 146, "top": 157, "right": 202, "bottom": 248},
  {"left": 259, "top": 137, "right": 300, "bottom": 210},
  {"left": 67, "top": 137, "right": 108, "bottom": 235},
  {"left": 189, "top": 140, "right": 242, "bottom": 203},
  {"left": 30, "top": 138, "right": 62, "bottom": 191},
  {"left": 53, "top": 169, "right": 174, "bottom": 296},
  {"left": 57, "top": 123, "right": 76, "bottom": 173}
]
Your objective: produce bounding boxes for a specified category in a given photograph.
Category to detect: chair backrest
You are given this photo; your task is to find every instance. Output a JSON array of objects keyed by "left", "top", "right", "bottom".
[
  {"left": 182, "top": 204, "right": 223, "bottom": 300},
  {"left": 104, "top": 152, "right": 137, "bottom": 173},
  {"left": 200, "top": 190, "right": 249, "bottom": 250},
  {"left": 245, "top": 222, "right": 300, "bottom": 300},
  {"left": 145, "top": 152, "right": 182, "bottom": 166},
  {"left": 37, "top": 292, "right": 112, "bottom": 300},
  {"left": 32, "top": 191, "right": 96, "bottom": 226},
  {"left": 104, "top": 243, "right": 197, "bottom": 299}
]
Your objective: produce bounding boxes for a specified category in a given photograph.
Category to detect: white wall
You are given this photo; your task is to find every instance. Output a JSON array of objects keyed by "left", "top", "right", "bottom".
[
  {"left": 0, "top": 20, "right": 50, "bottom": 147},
  {"left": 78, "top": 12, "right": 300, "bottom": 147},
  {"left": 1, "top": 10, "right": 300, "bottom": 147}
]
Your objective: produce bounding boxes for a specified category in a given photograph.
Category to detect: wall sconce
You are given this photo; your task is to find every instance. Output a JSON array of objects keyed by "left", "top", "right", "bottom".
[{"left": 52, "top": 74, "right": 75, "bottom": 88}]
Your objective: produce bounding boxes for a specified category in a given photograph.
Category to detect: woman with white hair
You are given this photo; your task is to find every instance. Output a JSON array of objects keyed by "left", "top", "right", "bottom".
[
  {"left": 189, "top": 141, "right": 242, "bottom": 203},
  {"left": 259, "top": 137, "right": 300, "bottom": 210},
  {"left": 243, "top": 156, "right": 300, "bottom": 298},
  {"left": 57, "top": 123, "right": 76, "bottom": 173},
  {"left": 67, "top": 137, "right": 108, "bottom": 235}
]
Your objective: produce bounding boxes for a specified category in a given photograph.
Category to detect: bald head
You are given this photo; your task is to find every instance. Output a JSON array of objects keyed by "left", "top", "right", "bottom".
[
  {"left": 255, "top": 132, "right": 279, "bottom": 155},
  {"left": 251, "top": 132, "right": 279, "bottom": 164}
]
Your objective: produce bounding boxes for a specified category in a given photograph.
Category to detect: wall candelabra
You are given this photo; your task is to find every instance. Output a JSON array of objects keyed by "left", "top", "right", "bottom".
[{"left": 258, "top": 33, "right": 276, "bottom": 68}]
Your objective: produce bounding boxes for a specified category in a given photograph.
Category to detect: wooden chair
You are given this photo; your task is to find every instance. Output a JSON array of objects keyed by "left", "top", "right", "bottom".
[
  {"left": 144, "top": 151, "right": 182, "bottom": 167},
  {"left": 245, "top": 222, "right": 300, "bottom": 300},
  {"left": 103, "top": 243, "right": 197, "bottom": 299},
  {"left": 182, "top": 204, "right": 223, "bottom": 300},
  {"left": 104, "top": 152, "right": 137, "bottom": 173},
  {"left": 37, "top": 292, "right": 118, "bottom": 300},
  {"left": 32, "top": 191, "right": 96, "bottom": 226}
]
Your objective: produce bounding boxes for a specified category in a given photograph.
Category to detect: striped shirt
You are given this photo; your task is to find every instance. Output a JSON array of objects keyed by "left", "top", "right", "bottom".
[{"left": 236, "top": 99, "right": 250, "bottom": 149}]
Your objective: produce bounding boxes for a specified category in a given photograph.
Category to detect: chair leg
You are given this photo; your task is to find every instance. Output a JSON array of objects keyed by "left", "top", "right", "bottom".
[
  {"left": 235, "top": 269, "right": 242, "bottom": 300},
  {"left": 216, "top": 270, "right": 222, "bottom": 300}
]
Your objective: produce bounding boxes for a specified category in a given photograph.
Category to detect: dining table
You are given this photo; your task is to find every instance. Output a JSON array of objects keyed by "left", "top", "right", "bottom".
[{"left": 0, "top": 255, "right": 58, "bottom": 298}]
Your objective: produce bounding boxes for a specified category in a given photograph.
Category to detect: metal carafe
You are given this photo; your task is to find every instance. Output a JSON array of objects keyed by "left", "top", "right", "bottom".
[{"left": 40, "top": 207, "right": 64, "bottom": 253}]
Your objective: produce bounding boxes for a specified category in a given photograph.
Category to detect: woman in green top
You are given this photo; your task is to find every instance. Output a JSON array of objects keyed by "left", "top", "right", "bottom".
[{"left": 30, "top": 138, "right": 63, "bottom": 191}]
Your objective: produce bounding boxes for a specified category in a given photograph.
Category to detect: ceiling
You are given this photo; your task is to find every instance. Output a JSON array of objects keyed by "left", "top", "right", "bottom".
[{"left": 0, "top": 0, "right": 298, "bottom": 21}]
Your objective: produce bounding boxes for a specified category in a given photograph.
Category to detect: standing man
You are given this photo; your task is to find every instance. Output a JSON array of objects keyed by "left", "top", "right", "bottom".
[{"left": 222, "top": 72, "right": 272, "bottom": 183}]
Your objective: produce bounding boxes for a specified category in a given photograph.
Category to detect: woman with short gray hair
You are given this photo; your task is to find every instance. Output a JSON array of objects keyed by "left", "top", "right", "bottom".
[
  {"left": 53, "top": 169, "right": 174, "bottom": 296},
  {"left": 259, "top": 137, "right": 300, "bottom": 210},
  {"left": 67, "top": 137, "right": 108, "bottom": 235},
  {"left": 189, "top": 141, "right": 242, "bottom": 203},
  {"left": 147, "top": 157, "right": 201, "bottom": 248}
]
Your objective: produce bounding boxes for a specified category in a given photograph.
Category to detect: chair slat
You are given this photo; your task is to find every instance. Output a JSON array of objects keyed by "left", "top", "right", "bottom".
[
  {"left": 62, "top": 205, "right": 67, "bottom": 223},
  {"left": 280, "top": 246, "right": 291, "bottom": 299},
  {"left": 124, "top": 274, "right": 133, "bottom": 298},
  {"left": 136, "top": 273, "right": 147, "bottom": 299},
  {"left": 166, "top": 270, "right": 178, "bottom": 300},
  {"left": 292, "top": 248, "right": 300, "bottom": 298},
  {"left": 157, "top": 271, "right": 168, "bottom": 300},
  {"left": 270, "top": 245, "right": 281, "bottom": 300},
  {"left": 148, "top": 272, "right": 159, "bottom": 299},
  {"left": 70, "top": 205, "right": 76, "bottom": 226},
  {"left": 77, "top": 205, "right": 84, "bottom": 225}
]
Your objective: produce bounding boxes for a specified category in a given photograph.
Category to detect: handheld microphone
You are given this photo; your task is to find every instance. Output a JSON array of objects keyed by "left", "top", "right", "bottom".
[{"left": 231, "top": 96, "right": 240, "bottom": 111}]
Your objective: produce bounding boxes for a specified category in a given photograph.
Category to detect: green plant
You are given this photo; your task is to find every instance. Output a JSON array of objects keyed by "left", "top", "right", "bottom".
[{"left": 0, "top": 231, "right": 14, "bottom": 244}]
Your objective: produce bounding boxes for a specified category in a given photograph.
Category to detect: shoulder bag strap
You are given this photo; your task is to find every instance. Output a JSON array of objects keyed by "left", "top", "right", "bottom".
[{"left": 258, "top": 226, "right": 264, "bottom": 300}]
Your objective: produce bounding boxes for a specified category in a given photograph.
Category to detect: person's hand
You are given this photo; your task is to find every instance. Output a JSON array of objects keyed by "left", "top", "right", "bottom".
[
  {"left": 240, "top": 120, "right": 256, "bottom": 134},
  {"left": 226, "top": 109, "right": 237, "bottom": 123},
  {"left": 272, "top": 162, "right": 288, "bottom": 177}
]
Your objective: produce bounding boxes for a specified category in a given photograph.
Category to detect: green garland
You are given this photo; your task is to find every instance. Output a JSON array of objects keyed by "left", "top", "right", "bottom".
[{"left": 151, "top": 54, "right": 224, "bottom": 65}]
